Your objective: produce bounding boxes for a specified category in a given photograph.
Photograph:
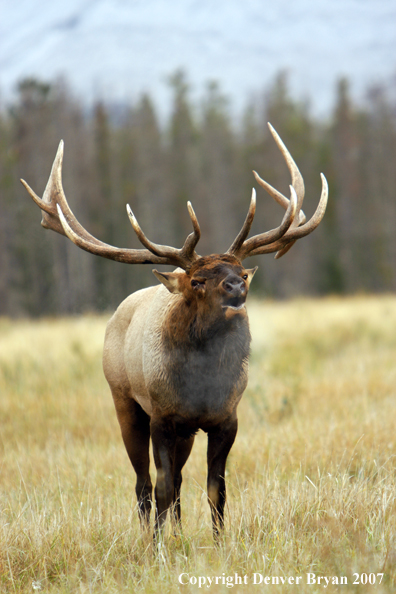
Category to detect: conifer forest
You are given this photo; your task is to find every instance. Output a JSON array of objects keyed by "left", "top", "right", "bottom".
[{"left": 1, "top": 71, "right": 395, "bottom": 316}]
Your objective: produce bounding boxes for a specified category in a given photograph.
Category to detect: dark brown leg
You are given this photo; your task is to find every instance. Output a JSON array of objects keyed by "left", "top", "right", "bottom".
[
  {"left": 113, "top": 395, "right": 152, "bottom": 526},
  {"left": 150, "top": 418, "right": 178, "bottom": 534},
  {"left": 207, "top": 414, "right": 238, "bottom": 540},
  {"left": 172, "top": 435, "right": 195, "bottom": 527}
]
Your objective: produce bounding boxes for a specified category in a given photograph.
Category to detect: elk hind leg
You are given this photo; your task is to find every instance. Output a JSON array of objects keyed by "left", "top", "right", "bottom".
[
  {"left": 113, "top": 394, "right": 152, "bottom": 526},
  {"left": 150, "top": 419, "right": 179, "bottom": 534}
]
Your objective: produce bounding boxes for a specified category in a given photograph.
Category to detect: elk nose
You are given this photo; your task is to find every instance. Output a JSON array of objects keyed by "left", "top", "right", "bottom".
[{"left": 222, "top": 275, "right": 245, "bottom": 295}]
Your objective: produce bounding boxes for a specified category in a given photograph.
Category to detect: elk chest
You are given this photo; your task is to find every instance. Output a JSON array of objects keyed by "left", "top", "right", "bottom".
[{"left": 138, "top": 285, "right": 251, "bottom": 428}]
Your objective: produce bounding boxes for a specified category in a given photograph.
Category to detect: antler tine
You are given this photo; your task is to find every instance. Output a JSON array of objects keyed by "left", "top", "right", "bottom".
[
  {"left": 22, "top": 141, "right": 78, "bottom": 238},
  {"left": 183, "top": 202, "right": 201, "bottom": 261},
  {"left": 127, "top": 201, "right": 201, "bottom": 269},
  {"left": 267, "top": 123, "right": 305, "bottom": 209},
  {"left": 227, "top": 188, "right": 256, "bottom": 256},
  {"left": 21, "top": 141, "right": 111, "bottom": 246}
]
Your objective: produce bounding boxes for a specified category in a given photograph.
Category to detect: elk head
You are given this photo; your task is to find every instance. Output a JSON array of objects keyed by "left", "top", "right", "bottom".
[{"left": 153, "top": 255, "right": 257, "bottom": 320}]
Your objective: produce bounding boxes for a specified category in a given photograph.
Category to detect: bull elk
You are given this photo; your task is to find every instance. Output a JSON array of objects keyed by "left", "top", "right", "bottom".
[{"left": 21, "top": 123, "right": 328, "bottom": 539}]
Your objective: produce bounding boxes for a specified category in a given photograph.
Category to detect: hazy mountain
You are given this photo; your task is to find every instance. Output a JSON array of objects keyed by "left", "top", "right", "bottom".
[{"left": 1, "top": 0, "right": 395, "bottom": 117}]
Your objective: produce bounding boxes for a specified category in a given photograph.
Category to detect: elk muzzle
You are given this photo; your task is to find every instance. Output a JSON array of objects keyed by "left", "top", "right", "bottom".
[{"left": 221, "top": 273, "right": 247, "bottom": 318}]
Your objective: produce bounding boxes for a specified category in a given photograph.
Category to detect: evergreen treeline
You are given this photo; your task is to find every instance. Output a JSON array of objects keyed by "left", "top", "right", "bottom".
[{"left": 0, "top": 72, "right": 395, "bottom": 316}]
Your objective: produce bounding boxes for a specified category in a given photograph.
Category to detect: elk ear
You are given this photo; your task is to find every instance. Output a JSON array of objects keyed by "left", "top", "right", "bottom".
[
  {"left": 152, "top": 269, "right": 185, "bottom": 294},
  {"left": 245, "top": 266, "right": 258, "bottom": 287}
]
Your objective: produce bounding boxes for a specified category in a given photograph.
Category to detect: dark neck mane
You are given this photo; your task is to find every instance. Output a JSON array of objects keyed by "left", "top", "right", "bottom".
[{"left": 163, "top": 297, "right": 251, "bottom": 355}]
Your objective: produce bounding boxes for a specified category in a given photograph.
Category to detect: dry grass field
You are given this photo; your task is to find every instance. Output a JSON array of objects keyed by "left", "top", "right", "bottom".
[{"left": 1, "top": 295, "right": 396, "bottom": 593}]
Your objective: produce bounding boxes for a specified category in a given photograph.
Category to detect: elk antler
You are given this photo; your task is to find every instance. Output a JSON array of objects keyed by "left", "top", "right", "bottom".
[
  {"left": 227, "top": 123, "right": 328, "bottom": 260},
  {"left": 21, "top": 141, "right": 201, "bottom": 269}
]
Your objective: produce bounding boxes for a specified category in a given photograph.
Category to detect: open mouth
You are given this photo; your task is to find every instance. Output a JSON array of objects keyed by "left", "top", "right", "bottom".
[
  {"left": 223, "top": 303, "right": 246, "bottom": 311},
  {"left": 222, "top": 297, "right": 246, "bottom": 312}
]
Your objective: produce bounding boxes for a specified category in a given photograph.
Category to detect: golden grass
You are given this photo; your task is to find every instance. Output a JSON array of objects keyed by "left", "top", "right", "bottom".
[{"left": 1, "top": 296, "right": 396, "bottom": 593}]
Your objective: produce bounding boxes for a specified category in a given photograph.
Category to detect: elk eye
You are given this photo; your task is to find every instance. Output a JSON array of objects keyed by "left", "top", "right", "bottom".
[{"left": 191, "top": 279, "right": 205, "bottom": 289}]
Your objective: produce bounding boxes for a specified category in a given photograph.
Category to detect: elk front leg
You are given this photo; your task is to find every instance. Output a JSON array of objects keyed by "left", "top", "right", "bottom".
[
  {"left": 207, "top": 414, "right": 238, "bottom": 540},
  {"left": 172, "top": 435, "right": 195, "bottom": 527},
  {"left": 150, "top": 418, "right": 178, "bottom": 534}
]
